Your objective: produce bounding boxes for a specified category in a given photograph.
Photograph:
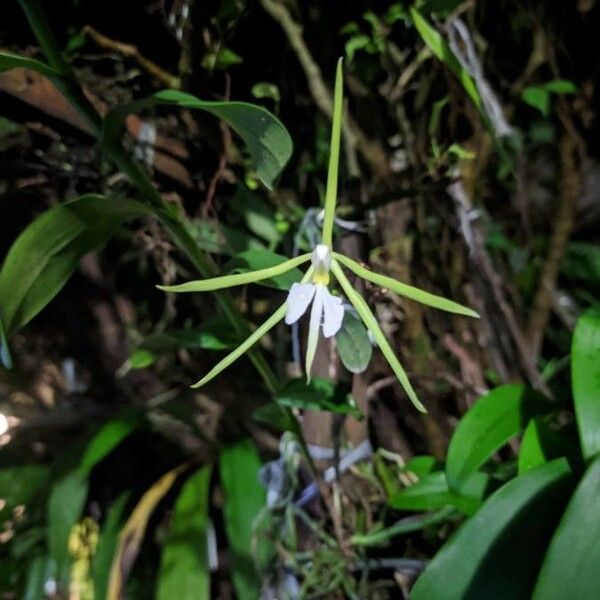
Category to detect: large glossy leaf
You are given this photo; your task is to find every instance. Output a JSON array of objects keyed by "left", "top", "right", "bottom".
[
  {"left": 102, "top": 90, "right": 293, "bottom": 189},
  {"left": 532, "top": 455, "right": 600, "bottom": 599},
  {"left": 446, "top": 384, "right": 551, "bottom": 491},
  {"left": 0, "top": 195, "right": 149, "bottom": 332},
  {"left": 518, "top": 418, "right": 578, "bottom": 475},
  {"left": 157, "top": 466, "right": 212, "bottom": 600},
  {"left": 220, "top": 440, "right": 271, "bottom": 600},
  {"left": 411, "top": 459, "right": 573, "bottom": 600},
  {"left": 572, "top": 309, "right": 600, "bottom": 461}
]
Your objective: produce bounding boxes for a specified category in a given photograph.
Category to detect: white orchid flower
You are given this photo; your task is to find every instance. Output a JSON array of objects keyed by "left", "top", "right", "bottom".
[
  {"left": 285, "top": 245, "right": 344, "bottom": 380},
  {"left": 157, "top": 58, "right": 480, "bottom": 412}
]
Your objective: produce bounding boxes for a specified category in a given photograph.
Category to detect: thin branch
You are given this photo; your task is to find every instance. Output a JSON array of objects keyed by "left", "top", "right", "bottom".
[
  {"left": 82, "top": 25, "right": 181, "bottom": 89},
  {"left": 258, "top": 0, "right": 390, "bottom": 180}
]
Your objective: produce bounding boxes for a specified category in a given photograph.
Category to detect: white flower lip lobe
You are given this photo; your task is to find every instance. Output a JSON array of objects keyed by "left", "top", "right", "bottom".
[{"left": 285, "top": 282, "right": 344, "bottom": 338}]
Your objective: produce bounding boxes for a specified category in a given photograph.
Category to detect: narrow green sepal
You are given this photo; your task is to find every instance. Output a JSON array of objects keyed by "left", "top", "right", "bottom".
[
  {"left": 158, "top": 253, "right": 311, "bottom": 293},
  {"left": 331, "top": 260, "right": 427, "bottom": 413},
  {"left": 321, "top": 58, "right": 344, "bottom": 247},
  {"left": 191, "top": 303, "right": 288, "bottom": 388},
  {"left": 332, "top": 252, "right": 479, "bottom": 319}
]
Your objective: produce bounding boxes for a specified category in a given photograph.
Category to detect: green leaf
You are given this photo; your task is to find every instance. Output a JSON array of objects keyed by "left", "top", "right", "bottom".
[
  {"left": 543, "top": 79, "right": 577, "bottom": 94},
  {"left": 128, "top": 349, "right": 156, "bottom": 369},
  {"left": 409, "top": 8, "right": 482, "bottom": 109},
  {"left": 572, "top": 309, "right": 600, "bottom": 461},
  {"left": 102, "top": 90, "right": 293, "bottom": 190},
  {"left": 563, "top": 242, "right": 600, "bottom": 283},
  {"left": 0, "top": 51, "right": 61, "bottom": 82},
  {"left": 220, "top": 440, "right": 271, "bottom": 600},
  {"left": 252, "top": 402, "right": 300, "bottom": 433},
  {"left": 522, "top": 86, "right": 551, "bottom": 115},
  {"left": 411, "top": 459, "right": 573, "bottom": 600},
  {"left": 230, "top": 186, "right": 281, "bottom": 246},
  {"left": 351, "top": 508, "right": 455, "bottom": 546},
  {"left": 518, "top": 419, "right": 548, "bottom": 474},
  {"left": 47, "top": 415, "right": 139, "bottom": 585},
  {"left": 0, "top": 465, "right": 49, "bottom": 521},
  {"left": 201, "top": 46, "right": 243, "bottom": 70},
  {"left": 0, "top": 194, "right": 149, "bottom": 333},
  {"left": 140, "top": 319, "right": 241, "bottom": 352},
  {"left": 388, "top": 470, "right": 489, "bottom": 515},
  {"left": 47, "top": 471, "right": 88, "bottom": 584},
  {"left": 446, "top": 384, "right": 551, "bottom": 491},
  {"left": 23, "top": 555, "right": 55, "bottom": 600},
  {"left": 78, "top": 415, "right": 140, "bottom": 477},
  {"left": 517, "top": 418, "right": 579, "bottom": 475},
  {"left": 331, "top": 261, "right": 426, "bottom": 412},
  {"left": 0, "top": 315, "right": 11, "bottom": 368},
  {"left": 251, "top": 82, "right": 281, "bottom": 103},
  {"left": 157, "top": 466, "right": 212, "bottom": 600},
  {"left": 93, "top": 493, "right": 130, "bottom": 600},
  {"left": 403, "top": 455, "right": 441, "bottom": 478},
  {"left": 532, "top": 455, "right": 600, "bottom": 599},
  {"left": 335, "top": 310, "right": 373, "bottom": 374},
  {"left": 275, "top": 378, "right": 362, "bottom": 418},
  {"left": 158, "top": 252, "right": 309, "bottom": 293},
  {"left": 189, "top": 219, "right": 265, "bottom": 256},
  {"left": 332, "top": 253, "right": 479, "bottom": 318}
]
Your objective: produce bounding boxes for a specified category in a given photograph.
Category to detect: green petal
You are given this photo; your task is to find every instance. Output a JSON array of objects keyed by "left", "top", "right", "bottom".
[
  {"left": 321, "top": 58, "right": 344, "bottom": 247},
  {"left": 332, "top": 252, "right": 479, "bottom": 319},
  {"left": 331, "top": 261, "right": 427, "bottom": 412},
  {"left": 158, "top": 253, "right": 311, "bottom": 293},
  {"left": 191, "top": 303, "right": 288, "bottom": 388}
]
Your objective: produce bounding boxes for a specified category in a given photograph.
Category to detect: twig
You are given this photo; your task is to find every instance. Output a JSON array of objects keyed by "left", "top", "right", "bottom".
[
  {"left": 448, "top": 180, "right": 551, "bottom": 396},
  {"left": 82, "top": 25, "right": 181, "bottom": 89},
  {"left": 258, "top": 0, "right": 390, "bottom": 180},
  {"left": 202, "top": 75, "right": 232, "bottom": 218},
  {"left": 525, "top": 133, "right": 580, "bottom": 359}
]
